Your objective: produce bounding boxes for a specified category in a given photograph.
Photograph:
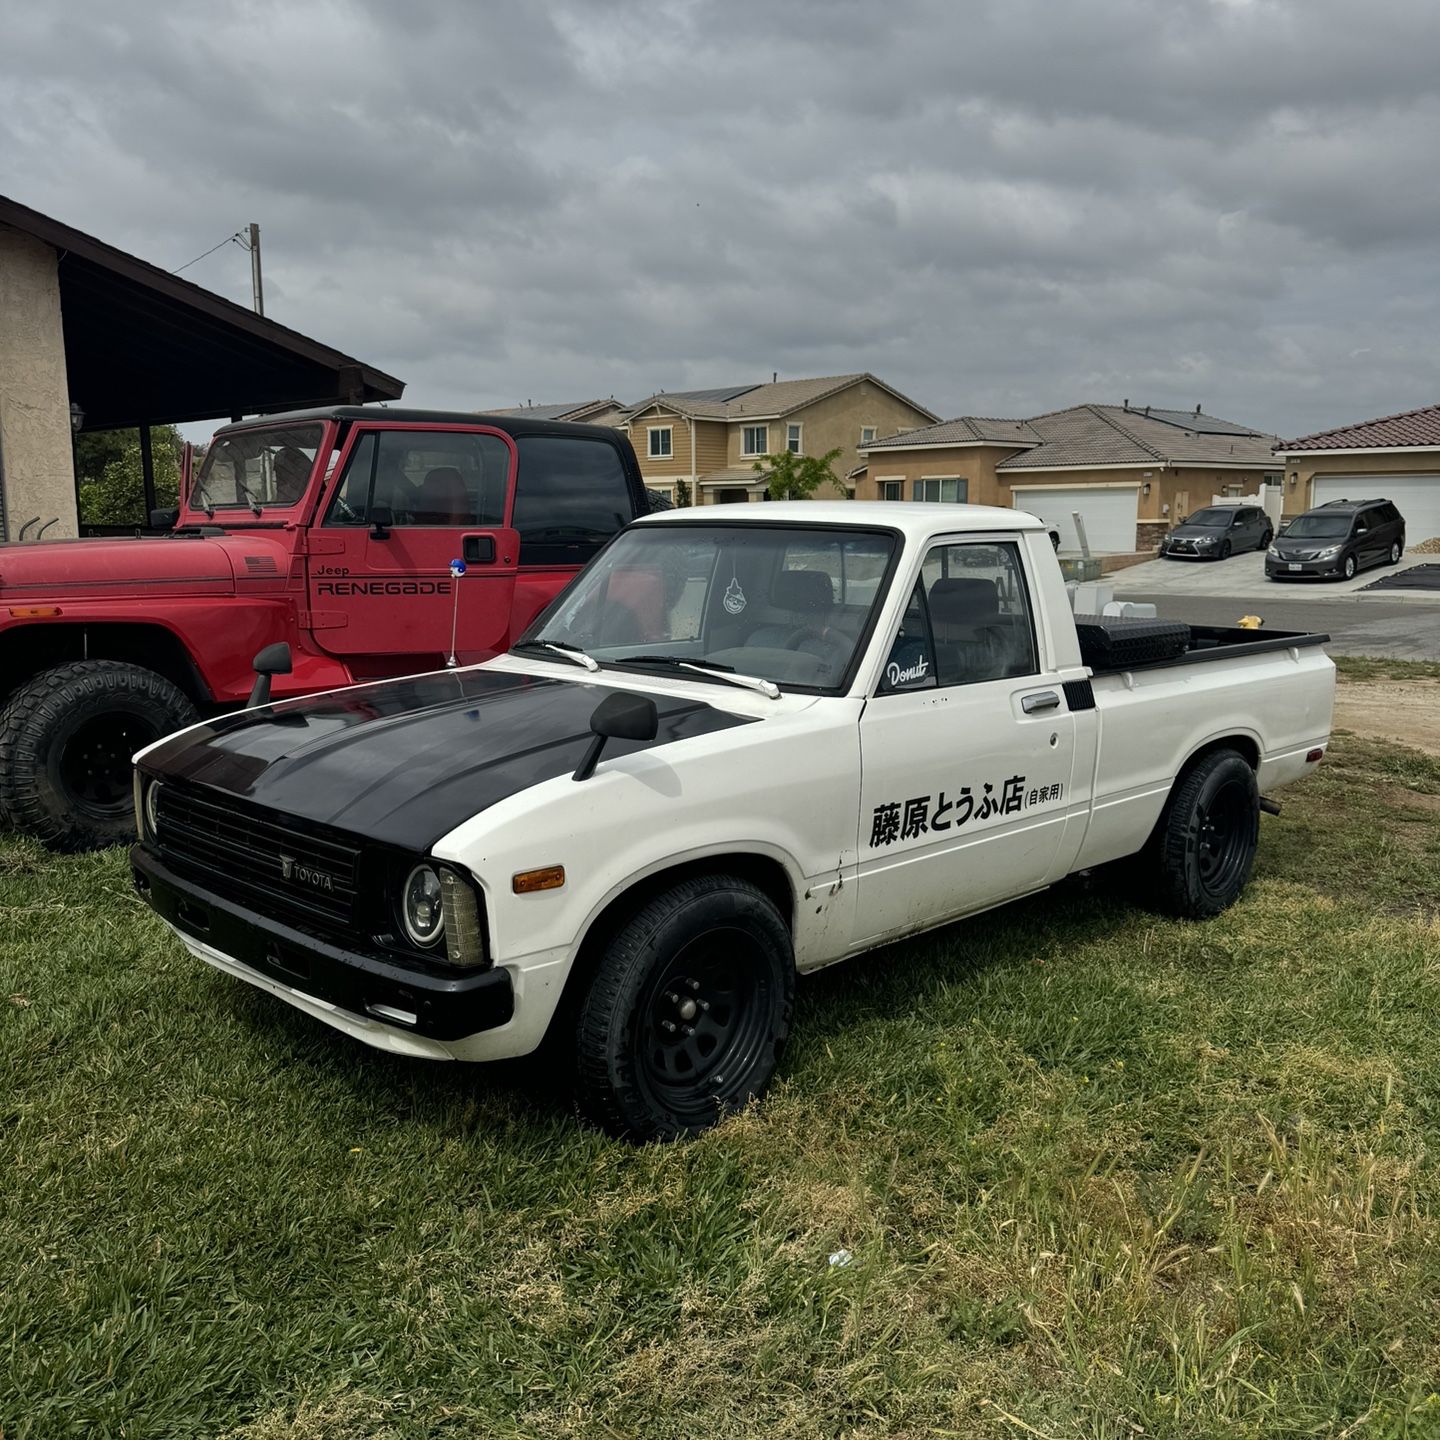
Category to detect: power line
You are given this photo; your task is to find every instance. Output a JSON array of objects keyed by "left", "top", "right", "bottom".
[{"left": 172, "top": 231, "right": 244, "bottom": 275}]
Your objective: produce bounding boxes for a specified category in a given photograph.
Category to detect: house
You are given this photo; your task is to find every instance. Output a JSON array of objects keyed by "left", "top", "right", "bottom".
[
  {"left": 480, "top": 398, "right": 629, "bottom": 427},
  {"left": 624, "top": 373, "right": 937, "bottom": 505},
  {"left": 0, "top": 194, "right": 403, "bottom": 539},
  {"left": 1275, "top": 403, "right": 1440, "bottom": 544},
  {"left": 859, "top": 403, "right": 1281, "bottom": 554}
]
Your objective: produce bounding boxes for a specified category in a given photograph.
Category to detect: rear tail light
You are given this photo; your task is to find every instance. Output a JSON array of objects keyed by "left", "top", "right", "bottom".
[{"left": 1306, "top": 748, "right": 1325, "bottom": 763}]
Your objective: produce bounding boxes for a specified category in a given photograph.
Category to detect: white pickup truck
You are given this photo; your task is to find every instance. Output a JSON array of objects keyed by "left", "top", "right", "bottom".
[{"left": 131, "top": 503, "right": 1335, "bottom": 1139}]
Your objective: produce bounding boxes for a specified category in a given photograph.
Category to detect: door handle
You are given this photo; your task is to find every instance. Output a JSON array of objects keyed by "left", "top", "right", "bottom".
[
  {"left": 462, "top": 535, "right": 496, "bottom": 564},
  {"left": 1022, "top": 691, "right": 1061, "bottom": 714}
]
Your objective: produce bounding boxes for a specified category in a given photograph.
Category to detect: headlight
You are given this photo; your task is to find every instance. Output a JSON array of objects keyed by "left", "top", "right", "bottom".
[
  {"left": 1315, "top": 545, "right": 1341, "bottom": 560},
  {"left": 397, "top": 861, "right": 487, "bottom": 966},
  {"left": 136, "top": 775, "right": 161, "bottom": 841},
  {"left": 1267, "top": 545, "right": 1279, "bottom": 557},
  {"left": 1195, "top": 536, "right": 1216, "bottom": 546},
  {"left": 401, "top": 864, "right": 445, "bottom": 948}
]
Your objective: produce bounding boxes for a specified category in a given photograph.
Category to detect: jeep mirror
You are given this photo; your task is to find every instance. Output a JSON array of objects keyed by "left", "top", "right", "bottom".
[
  {"left": 149, "top": 507, "right": 179, "bottom": 530},
  {"left": 369, "top": 505, "right": 393, "bottom": 539},
  {"left": 573, "top": 692, "right": 659, "bottom": 782},
  {"left": 247, "top": 642, "right": 293, "bottom": 708}
]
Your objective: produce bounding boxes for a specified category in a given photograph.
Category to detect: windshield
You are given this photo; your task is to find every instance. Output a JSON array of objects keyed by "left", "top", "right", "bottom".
[
  {"left": 519, "top": 523, "right": 897, "bottom": 691},
  {"left": 1182, "top": 508, "right": 1233, "bottom": 527},
  {"left": 192, "top": 423, "right": 325, "bottom": 512},
  {"left": 1284, "top": 513, "right": 1352, "bottom": 539}
]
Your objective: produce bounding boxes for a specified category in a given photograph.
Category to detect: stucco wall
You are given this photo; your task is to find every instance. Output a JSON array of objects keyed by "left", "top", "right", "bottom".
[
  {"left": 0, "top": 225, "right": 76, "bottom": 539},
  {"left": 1279, "top": 451, "right": 1440, "bottom": 518},
  {"left": 862, "top": 444, "right": 1017, "bottom": 504}
]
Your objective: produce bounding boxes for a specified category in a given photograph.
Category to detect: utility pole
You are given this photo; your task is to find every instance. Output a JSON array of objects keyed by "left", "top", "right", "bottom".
[{"left": 246, "top": 222, "right": 264, "bottom": 316}]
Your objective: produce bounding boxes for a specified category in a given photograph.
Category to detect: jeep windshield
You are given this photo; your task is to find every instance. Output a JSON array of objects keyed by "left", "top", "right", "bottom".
[
  {"left": 518, "top": 523, "right": 897, "bottom": 692},
  {"left": 190, "top": 423, "right": 325, "bottom": 515}
]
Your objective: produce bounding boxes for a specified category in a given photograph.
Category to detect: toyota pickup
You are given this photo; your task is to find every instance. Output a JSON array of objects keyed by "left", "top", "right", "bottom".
[
  {"left": 0, "top": 406, "right": 649, "bottom": 850},
  {"left": 130, "top": 502, "right": 1335, "bottom": 1140}
]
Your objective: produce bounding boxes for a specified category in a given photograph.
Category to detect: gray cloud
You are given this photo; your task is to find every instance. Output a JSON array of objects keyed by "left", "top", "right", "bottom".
[{"left": 2, "top": 0, "right": 1438, "bottom": 438}]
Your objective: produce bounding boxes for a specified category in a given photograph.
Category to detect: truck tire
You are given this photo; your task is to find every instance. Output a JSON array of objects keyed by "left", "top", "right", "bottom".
[
  {"left": 574, "top": 874, "right": 795, "bottom": 1141},
  {"left": 1149, "top": 748, "right": 1258, "bottom": 919},
  {"left": 0, "top": 661, "right": 198, "bottom": 852}
]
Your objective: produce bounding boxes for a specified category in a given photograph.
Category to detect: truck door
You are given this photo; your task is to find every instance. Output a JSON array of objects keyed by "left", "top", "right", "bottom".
[
  {"left": 853, "top": 536, "right": 1078, "bottom": 946},
  {"left": 306, "top": 425, "right": 519, "bottom": 675}
]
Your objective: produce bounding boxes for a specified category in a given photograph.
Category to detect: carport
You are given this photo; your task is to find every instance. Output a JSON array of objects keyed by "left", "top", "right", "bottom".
[{"left": 0, "top": 194, "right": 404, "bottom": 538}]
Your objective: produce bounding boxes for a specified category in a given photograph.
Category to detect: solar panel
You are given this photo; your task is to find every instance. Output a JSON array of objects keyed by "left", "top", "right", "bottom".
[
  {"left": 664, "top": 384, "right": 760, "bottom": 404},
  {"left": 1140, "top": 408, "right": 1261, "bottom": 436}
]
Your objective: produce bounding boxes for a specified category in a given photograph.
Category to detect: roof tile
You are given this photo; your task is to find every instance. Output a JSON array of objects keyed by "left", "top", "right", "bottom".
[{"left": 1281, "top": 402, "right": 1440, "bottom": 450}]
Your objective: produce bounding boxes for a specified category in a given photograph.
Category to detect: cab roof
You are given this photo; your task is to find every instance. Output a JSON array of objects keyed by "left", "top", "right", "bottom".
[
  {"left": 212, "top": 405, "right": 627, "bottom": 443},
  {"left": 635, "top": 500, "right": 1049, "bottom": 540}
]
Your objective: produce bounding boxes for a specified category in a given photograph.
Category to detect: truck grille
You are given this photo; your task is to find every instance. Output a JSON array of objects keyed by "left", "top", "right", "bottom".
[{"left": 153, "top": 781, "right": 361, "bottom": 932}]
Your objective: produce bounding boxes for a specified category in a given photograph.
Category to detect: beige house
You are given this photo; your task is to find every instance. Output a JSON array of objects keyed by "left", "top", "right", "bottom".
[
  {"left": 1275, "top": 403, "right": 1440, "bottom": 544},
  {"left": 625, "top": 374, "right": 937, "bottom": 505},
  {"left": 859, "top": 403, "right": 1281, "bottom": 554}
]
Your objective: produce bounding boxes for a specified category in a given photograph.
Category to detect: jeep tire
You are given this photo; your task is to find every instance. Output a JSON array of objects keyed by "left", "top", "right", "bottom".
[
  {"left": 574, "top": 874, "right": 795, "bottom": 1141},
  {"left": 0, "top": 661, "right": 198, "bottom": 851},
  {"left": 1148, "top": 748, "right": 1259, "bottom": 919}
]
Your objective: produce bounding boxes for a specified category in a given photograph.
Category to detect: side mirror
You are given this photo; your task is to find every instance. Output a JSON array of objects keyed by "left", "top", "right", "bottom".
[
  {"left": 369, "top": 505, "right": 393, "bottom": 539},
  {"left": 247, "top": 642, "right": 293, "bottom": 708},
  {"left": 572, "top": 691, "right": 659, "bottom": 781},
  {"left": 149, "top": 507, "right": 179, "bottom": 530}
]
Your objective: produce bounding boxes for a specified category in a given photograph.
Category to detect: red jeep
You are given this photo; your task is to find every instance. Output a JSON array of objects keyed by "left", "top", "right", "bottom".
[{"left": 0, "top": 406, "right": 650, "bottom": 849}]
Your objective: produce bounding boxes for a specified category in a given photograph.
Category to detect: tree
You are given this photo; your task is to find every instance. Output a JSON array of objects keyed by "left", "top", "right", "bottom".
[
  {"left": 675, "top": 477, "right": 692, "bottom": 508},
  {"left": 75, "top": 426, "right": 184, "bottom": 527},
  {"left": 753, "top": 446, "right": 846, "bottom": 502}
]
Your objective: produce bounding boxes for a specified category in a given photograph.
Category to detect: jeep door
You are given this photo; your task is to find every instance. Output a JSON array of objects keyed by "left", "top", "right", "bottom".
[
  {"left": 853, "top": 536, "right": 1079, "bottom": 945},
  {"left": 305, "top": 425, "right": 519, "bottom": 675}
]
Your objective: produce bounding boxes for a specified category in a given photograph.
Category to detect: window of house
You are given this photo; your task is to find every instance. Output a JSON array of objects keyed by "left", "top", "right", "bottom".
[
  {"left": 324, "top": 429, "right": 511, "bottom": 528},
  {"left": 648, "top": 426, "right": 673, "bottom": 459},
  {"left": 861, "top": 427, "right": 877, "bottom": 445},
  {"left": 786, "top": 423, "right": 802, "bottom": 455},
  {"left": 742, "top": 424, "right": 769, "bottom": 457},
  {"left": 879, "top": 481, "right": 903, "bottom": 501},
  {"left": 912, "top": 477, "right": 967, "bottom": 503}
]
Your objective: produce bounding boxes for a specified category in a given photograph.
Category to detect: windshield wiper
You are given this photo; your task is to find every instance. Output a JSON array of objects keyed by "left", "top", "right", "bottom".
[
  {"left": 615, "top": 654, "right": 780, "bottom": 699},
  {"left": 189, "top": 480, "right": 216, "bottom": 518},
  {"left": 511, "top": 639, "right": 600, "bottom": 672}
]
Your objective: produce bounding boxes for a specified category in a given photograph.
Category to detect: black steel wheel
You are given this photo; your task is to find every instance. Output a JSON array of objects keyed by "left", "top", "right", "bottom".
[
  {"left": 0, "top": 661, "right": 197, "bottom": 850},
  {"left": 574, "top": 874, "right": 794, "bottom": 1140},
  {"left": 1148, "top": 748, "right": 1259, "bottom": 919}
]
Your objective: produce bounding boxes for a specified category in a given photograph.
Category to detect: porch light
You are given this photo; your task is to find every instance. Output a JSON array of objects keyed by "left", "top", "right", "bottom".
[{"left": 69, "top": 402, "right": 84, "bottom": 434}]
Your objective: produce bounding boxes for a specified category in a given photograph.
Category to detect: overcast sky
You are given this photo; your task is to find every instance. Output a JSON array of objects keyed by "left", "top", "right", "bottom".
[{"left": 3, "top": 0, "right": 1438, "bottom": 440}]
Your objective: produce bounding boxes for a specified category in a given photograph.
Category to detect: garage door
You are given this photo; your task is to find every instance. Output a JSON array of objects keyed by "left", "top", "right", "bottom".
[
  {"left": 1312, "top": 476, "right": 1440, "bottom": 546},
  {"left": 1010, "top": 486, "right": 1139, "bottom": 555}
]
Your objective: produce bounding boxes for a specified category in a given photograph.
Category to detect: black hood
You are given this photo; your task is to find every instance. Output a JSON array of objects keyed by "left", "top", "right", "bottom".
[{"left": 141, "top": 668, "right": 754, "bottom": 851}]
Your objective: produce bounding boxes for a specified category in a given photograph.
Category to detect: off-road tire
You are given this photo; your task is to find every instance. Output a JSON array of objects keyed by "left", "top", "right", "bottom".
[
  {"left": 0, "top": 661, "right": 197, "bottom": 851},
  {"left": 574, "top": 874, "right": 795, "bottom": 1141},
  {"left": 1148, "top": 748, "right": 1259, "bottom": 919}
]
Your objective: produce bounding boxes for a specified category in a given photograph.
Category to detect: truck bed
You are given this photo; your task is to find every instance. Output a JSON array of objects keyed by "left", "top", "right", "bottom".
[{"left": 1074, "top": 615, "right": 1330, "bottom": 674}]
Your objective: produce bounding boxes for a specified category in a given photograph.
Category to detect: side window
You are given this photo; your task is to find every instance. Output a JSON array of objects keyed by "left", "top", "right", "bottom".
[
  {"left": 512, "top": 436, "right": 635, "bottom": 566},
  {"left": 918, "top": 541, "right": 1038, "bottom": 685},
  {"left": 324, "top": 430, "right": 511, "bottom": 528},
  {"left": 879, "top": 583, "right": 937, "bottom": 692}
]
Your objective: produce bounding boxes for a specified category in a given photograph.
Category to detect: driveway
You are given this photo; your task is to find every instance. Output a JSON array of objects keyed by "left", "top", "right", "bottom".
[{"left": 1109, "top": 550, "right": 1434, "bottom": 600}]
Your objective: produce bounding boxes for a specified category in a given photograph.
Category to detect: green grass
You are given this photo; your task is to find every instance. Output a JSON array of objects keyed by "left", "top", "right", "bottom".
[
  {"left": 4, "top": 735, "right": 1440, "bottom": 1438},
  {"left": 1331, "top": 655, "right": 1440, "bottom": 684}
]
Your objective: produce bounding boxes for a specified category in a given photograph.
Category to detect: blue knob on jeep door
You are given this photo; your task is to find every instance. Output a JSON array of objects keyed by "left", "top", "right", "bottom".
[{"left": 450, "top": 559, "right": 466, "bottom": 578}]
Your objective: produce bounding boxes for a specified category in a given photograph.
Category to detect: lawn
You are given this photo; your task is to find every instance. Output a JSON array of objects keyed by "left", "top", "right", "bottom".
[{"left": 3, "top": 727, "right": 1440, "bottom": 1437}]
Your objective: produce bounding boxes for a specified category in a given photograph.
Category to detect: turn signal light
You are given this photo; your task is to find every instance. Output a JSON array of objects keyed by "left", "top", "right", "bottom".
[
  {"left": 8, "top": 606, "right": 61, "bottom": 618},
  {"left": 512, "top": 865, "right": 565, "bottom": 894},
  {"left": 1306, "top": 748, "right": 1325, "bottom": 763}
]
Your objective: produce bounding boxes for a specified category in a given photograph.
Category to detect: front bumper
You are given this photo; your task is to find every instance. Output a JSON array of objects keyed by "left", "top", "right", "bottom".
[
  {"left": 1160, "top": 545, "right": 1219, "bottom": 561},
  {"left": 1265, "top": 557, "right": 1345, "bottom": 580},
  {"left": 131, "top": 845, "right": 513, "bottom": 1043}
]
